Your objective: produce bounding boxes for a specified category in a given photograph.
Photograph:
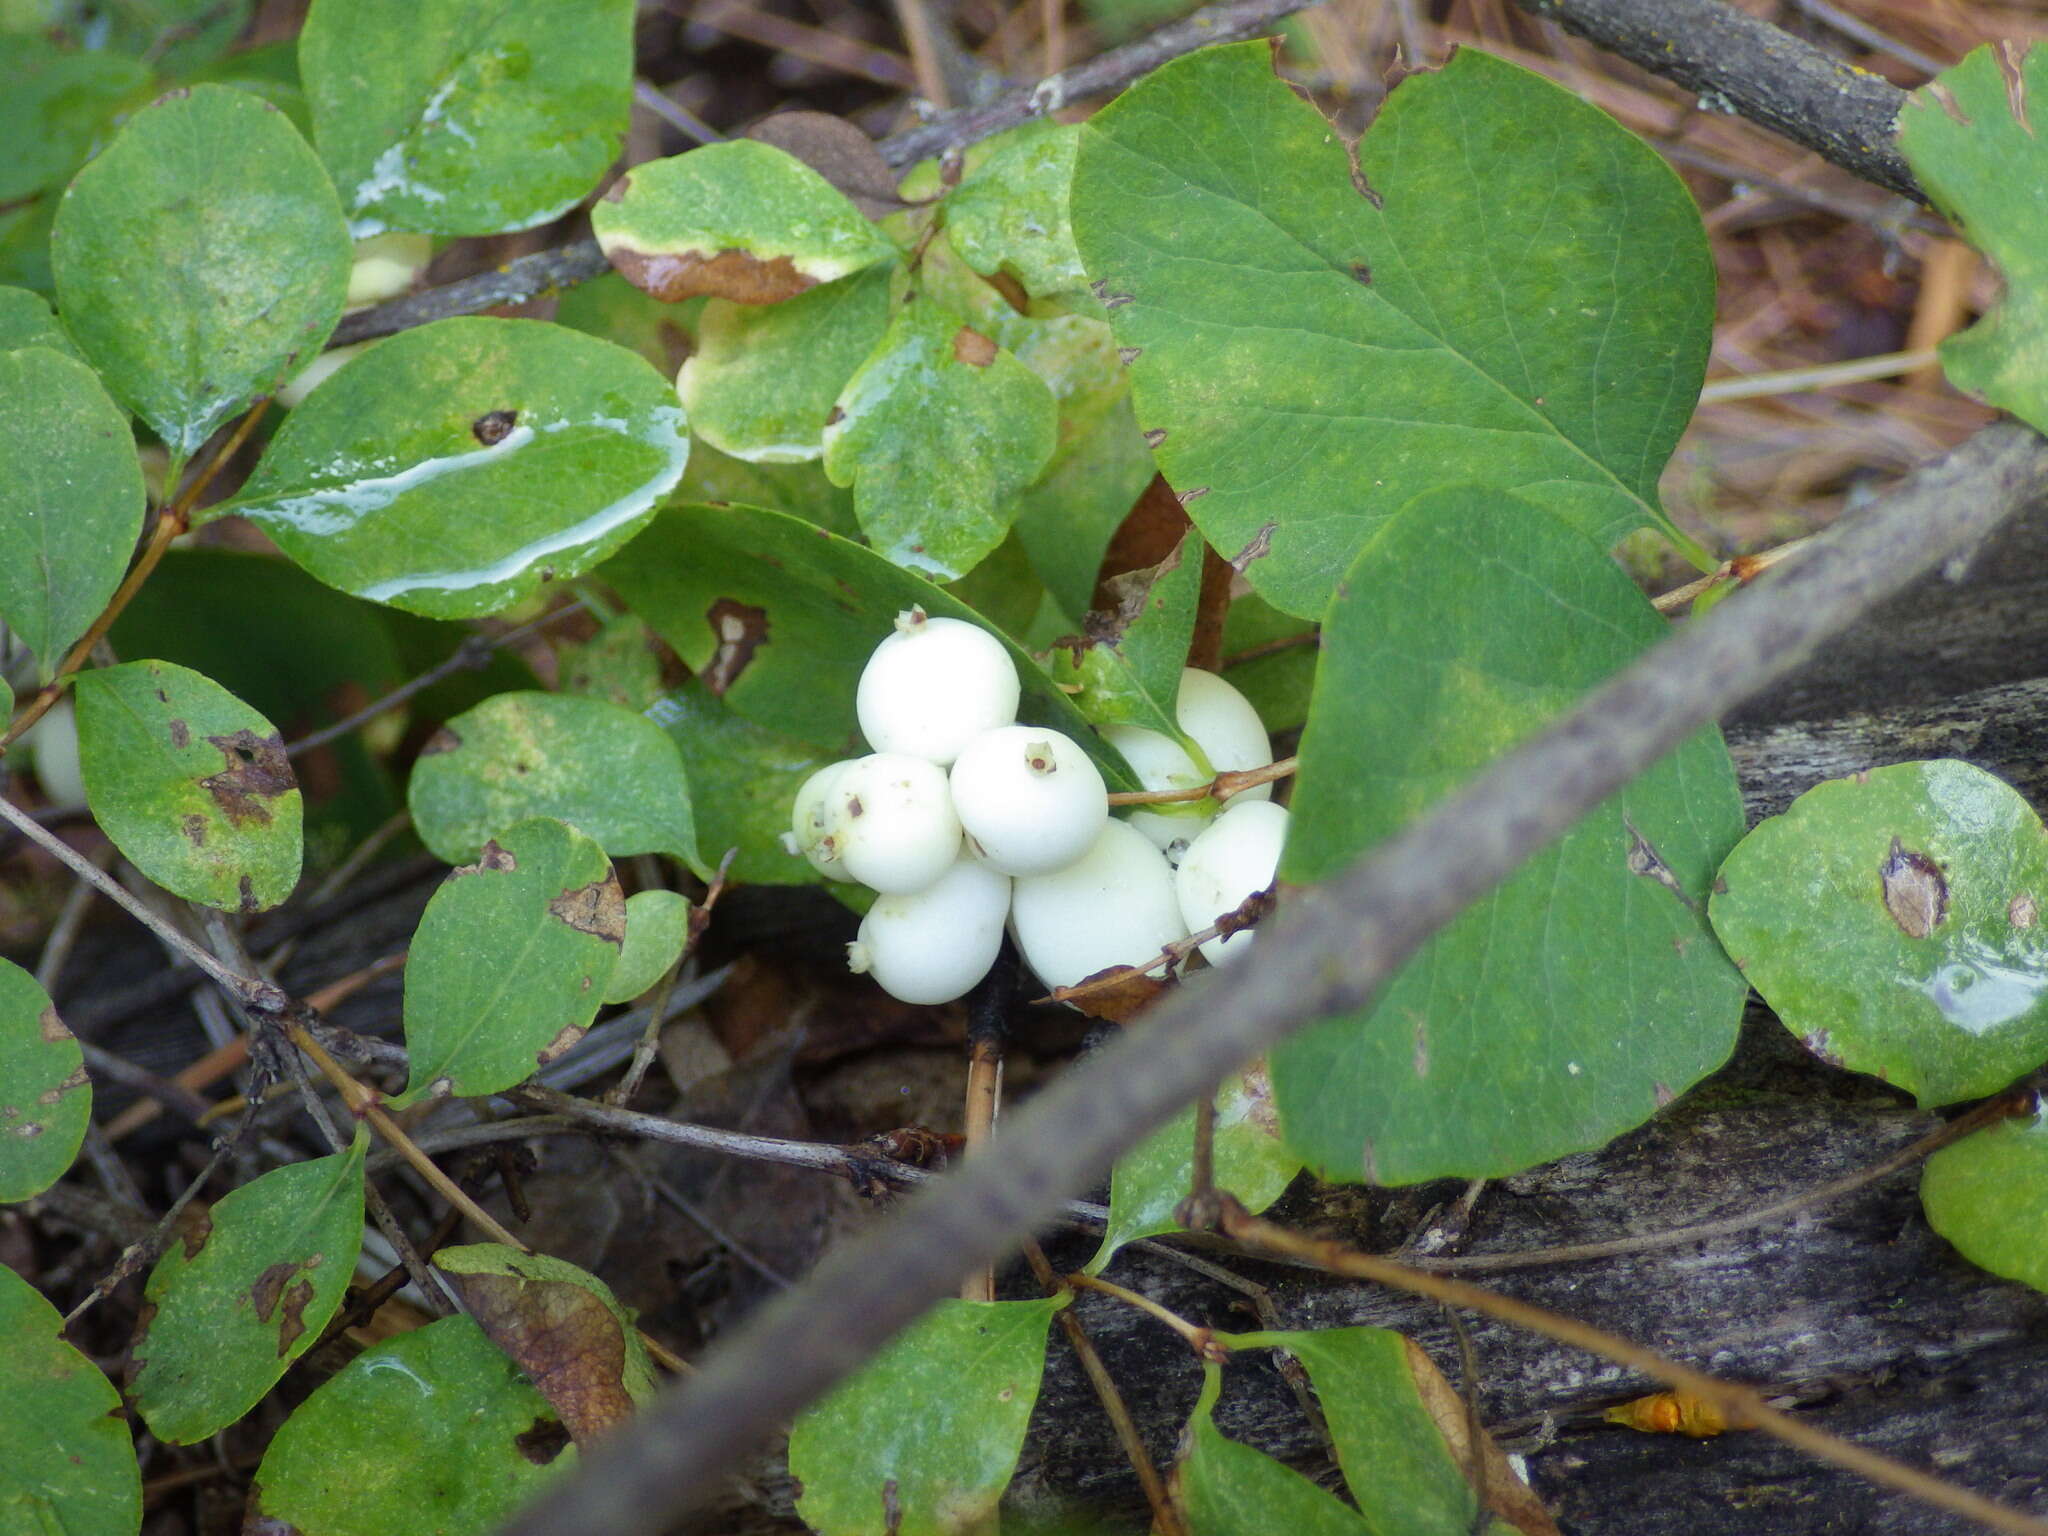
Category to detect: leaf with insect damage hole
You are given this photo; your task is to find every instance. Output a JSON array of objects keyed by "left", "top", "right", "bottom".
[
  {"left": 215, "top": 317, "right": 688, "bottom": 620},
  {"left": 0, "top": 347, "right": 145, "bottom": 672},
  {"left": 604, "top": 502, "right": 1136, "bottom": 789},
  {"left": 398, "top": 816, "right": 623, "bottom": 1106},
  {"left": 433, "top": 1244, "right": 656, "bottom": 1444},
  {"left": 1072, "top": 43, "right": 1714, "bottom": 620},
  {"left": 1710, "top": 759, "right": 2048, "bottom": 1106},
  {"left": 0, "top": 960, "right": 89, "bottom": 1202},
  {"left": 407, "top": 690, "right": 703, "bottom": 877},
  {"left": 603, "top": 890, "right": 693, "bottom": 1004},
  {"left": 51, "top": 84, "right": 351, "bottom": 459},
  {"left": 1900, "top": 43, "right": 2048, "bottom": 435},
  {"left": 74, "top": 659, "right": 303, "bottom": 913},
  {"left": 593, "top": 140, "right": 897, "bottom": 305},
  {"left": 1088, "top": 1060, "right": 1297, "bottom": 1269},
  {"left": 131, "top": 1128, "right": 366, "bottom": 1444},
  {"left": 789, "top": 1295, "right": 1065, "bottom": 1536},
  {"left": 1047, "top": 527, "right": 1200, "bottom": 743},
  {"left": 0, "top": 1262, "right": 139, "bottom": 1536},
  {"left": 246, "top": 1314, "right": 574, "bottom": 1536},
  {"left": 300, "top": 0, "right": 632, "bottom": 238},
  {"left": 1921, "top": 1099, "right": 2048, "bottom": 1295},
  {"left": 1274, "top": 488, "right": 1744, "bottom": 1185},
  {"left": 679, "top": 260, "right": 897, "bottom": 464}
]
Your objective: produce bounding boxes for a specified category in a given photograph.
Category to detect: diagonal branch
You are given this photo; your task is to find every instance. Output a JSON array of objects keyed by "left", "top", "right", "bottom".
[{"left": 495, "top": 415, "right": 2048, "bottom": 1536}]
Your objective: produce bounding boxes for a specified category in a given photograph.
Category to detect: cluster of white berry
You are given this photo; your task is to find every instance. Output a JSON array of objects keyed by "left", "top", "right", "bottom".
[{"left": 784, "top": 609, "right": 1289, "bottom": 1006}]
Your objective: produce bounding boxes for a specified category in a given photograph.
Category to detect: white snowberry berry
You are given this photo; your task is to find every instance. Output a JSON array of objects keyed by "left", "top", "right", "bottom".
[
  {"left": 949, "top": 725, "right": 1107, "bottom": 877},
  {"left": 1010, "top": 820, "right": 1187, "bottom": 993},
  {"left": 1105, "top": 668, "right": 1274, "bottom": 854},
  {"left": 857, "top": 608, "right": 1021, "bottom": 765},
  {"left": 1175, "top": 800, "right": 1289, "bottom": 967},
  {"left": 783, "top": 761, "right": 856, "bottom": 880},
  {"left": 830, "top": 752, "right": 963, "bottom": 895},
  {"left": 844, "top": 853, "right": 1011, "bottom": 1004}
]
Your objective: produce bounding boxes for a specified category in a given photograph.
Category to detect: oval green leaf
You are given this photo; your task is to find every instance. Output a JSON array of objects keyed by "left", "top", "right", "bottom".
[
  {"left": 592, "top": 139, "right": 897, "bottom": 304},
  {"left": 1921, "top": 1104, "right": 2048, "bottom": 1294},
  {"left": 52, "top": 83, "right": 351, "bottom": 458},
  {"left": 1089, "top": 1060, "right": 1297, "bottom": 1270},
  {"left": 220, "top": 317, "right": 689, "bottom": 618},
  {"left": 0, "top": 347, "right": 145, "bottom": 670},
  {"left": 408, "top": 690, "right": 701, "bottom": 875},
  {"left": 0, "top": 960, "right": 89, "bottom": 1202},
  {"left": 822, "top": 294, "right": 1059, "bottom": 581},
  {"left": 246, "top": 1314, "right": 574, "bottom": 1536},
  {"left": 789, "top": 1295, "right": 1065, "bottom": 1536},
  {"left": 1071, "top": 43, "right": 1714, "bottom": 619},
  {"left": 300, "top": 0, "right": 634, "bottom": 237},
  {"left": 399, "top": 816, "right": 623, "bottom": 1105},
  {"left": 0, "top": 287, "right": 83, "bottom": 360},
  {"left": 1273, "top": 488, "right": 1746, "bottom": 1185},
  {"left": 603, "top": 502, "right": 1136, "bottom": 788},
  {"left": 75, "top": 659, "right": 303, "bottom": 913},
  {"left": 132, "top": 1129, "right": 366, "bottom": 1443},
  {"left": 1176, "top": 1365, "right": 1367, "bottom": 1536},
  {"left": 1710, "top": 759, "right": 2048, "bottom": 1106},
  {"left": 604, "top": 890, "right": 692, "bottom": 1004},
  {"left": 0, "top": 1263, "right": 140, "bottom": 1536}
]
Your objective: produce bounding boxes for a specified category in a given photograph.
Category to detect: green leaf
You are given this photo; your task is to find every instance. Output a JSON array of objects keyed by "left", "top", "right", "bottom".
[
  {"left": 97, "top": 0, "right": 251, "bottom": 76},
  {"left": 822, "top": 294, "right": 1059, "bottom": 580},
  {"left": 679, "top": 437, "right": 859, "bottom": 537},
  {"left": 605, "top": 502, "right": 1137, "bottom": 788},
  {"left": 552, "top": 272, "right": 700, "bottom": 375},
  {"left": 1709, "top": 759, "right": 2048, "bottom": 1106},
  {"left": 1274, "top": 489, "right": 1745, "bottom": 1184},
  {"left": 132, "top": 1129, "right": 367, "bottom": 1443},
  {"left": 647, "top": 681, "right": 837, "bottom": 887},
  {"left": 433, "top": 1243, "right": 656, "bottom": 1442},
  {"left": 1011, "top": 390, "right": 1157, "bottom": 623},
  {"left": 1220, "top": 593, "right": 1318, "bottom": 736},
  {"left": 1898, "top": 45, "right": 2048, "bottom": 433},
  {"left": 52, "top": 83, "right": 352, "bottom": 458},
  {"left": 300, "top": 0, "right": 634, "bottom": 237},
  {"left": 247, "top": 1314, "right": 573, "bottom": 1536},
  {"left": 1049, "top": 528, "right": 1200, "bottom": 741},
  {"left": 0, "top": 34, "right": 149, "bottom": 202},
  {"left": 0, "top": 286, "right": 82, "bottom": 359},
  {"left": 945, "top": 120, "right": 1091, "bottom": 300},
  {"left": 0, "top": 960, "right": 89, "bottom": 1202},
  {"left": 1090, "top": 1061, "right": 1297, "bottom": 1269},
  {"left": 1921, "top": 1105, "right": 2048, "bottom": 1294},
  {"left": 605, "top": 890, "right": 692, "bottom": 1004},
  {"left": 221, "top": 317, "right": 689, "bottom": 618},
  {"left": 75, "top": 659, "right": 303, "bottom": 913},
  {"left": 408, "top": 690, "right": 701, "bottom": 874},
  {"left": 0, "top": 1263, "right": 140, "bottom": 1536},
  {"left": 0, "top": 347, "right": 145, "bottom": 670},
  {"left": 556, "top": 612, "right": 666, "bottom": 712},
  {"left": 1176, "top": 1366, "right": 1367, "bottom": 1536},
  {"left": 592, "top": 139, "right": 898, "bottom": 303},
  {"left": 1071, "top": 43, "right": 1714, "bottom": 619},
  {"left": 399, "top": 816, "right": 623, "bottom": 1104},
  {"left": 790, "top": 1296, "right": 1065, "bottom": 1536},
  {"left": 679, "top": 261, "right": 897, "bottom": 463}
]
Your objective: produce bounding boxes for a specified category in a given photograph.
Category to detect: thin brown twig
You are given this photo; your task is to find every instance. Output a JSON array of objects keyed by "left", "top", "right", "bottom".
[
  {"left": 1652, "top": 538, "right": 1812, "bottom": 614},
  {"left": 1105, "top": 756, "right": 1298, "bottom": 807},
  {"left": 1064, "top": 1270, "right": 1226, "bottom": 1361}
]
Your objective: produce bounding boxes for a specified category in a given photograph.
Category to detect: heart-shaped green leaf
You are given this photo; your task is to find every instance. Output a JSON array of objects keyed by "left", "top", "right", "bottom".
[
  {"left": 219, "top": 317, "right": 689, "bottom": 619},
  {"left": 247, "top": 1315, "right": 574, "bottom": 1536},
  {"left": 604, "top": 502, "right": 1136, "bottom": 789},
  {"left": 789, "top": 1296, "right": 1065, "bottom": 1536},
  {"left": 1710, "top": 759, "right": 2048, "bottom": 1106},
  {"left": 408, "top": 690, "right": 702, "bottom": 875},
  {"left": 1274, "top": 488, "right": 1745, "bottom": 1185},
  {"left": 0, "top": 1263, "right": 140, "bottom": 1536},
  {"left": 75, "top": 659, "right": 303, "bottom": 913},
  {"left": 0, "top": 960, "right": 89, "bottom": 1203},
  {"left": 399, "top": 816, "right": 623, "bottom": 1104},
  {"left": 0, "top": 347, "right": 145, "bottom": 671},
  {"left": 823, "top": 293, "right": 1059, "bottom": 581},
  {"left": 52, "top": 83, "right": 351, "bottom": 458},
  {"left": 1898, "top": 44, "right": 2048, "bottom": 433},
  {"left": 300, "top": 0, "right": 634, "bottom": 237},
  {"left": 592, "top": 139, "right": 898, "bottom": 303},
  {"left": 1921, "top": 1104, "right": 2048, "bottom": 1294},
  {"left": 132, "top": 1129, "right": 366, "bottom": 1443},
  {"left": 1072, "top": 43, "right": 1714, "bottom": 618},
  {"left": 679, "top": 262, "right": 896, "bottom": 463}
]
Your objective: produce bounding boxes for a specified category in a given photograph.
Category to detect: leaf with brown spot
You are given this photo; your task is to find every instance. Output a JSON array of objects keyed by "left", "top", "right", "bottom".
[
  {"left": 435, "top": 1244, "right": 657, "bottom": 1444},
  {"left": 0, "top": 961, "right": 92, "bottom": 1201},
  {"left": 199, "top": 728, "right": 293, "bottom": 827},
  {"left": 1880, "top": 837, "right": 1949, "bottom": 938},
  {"left": 549, "top": 875, "right": 626, "bottom": 946},
  {"left": 702, "top": 597, "right": 769, "bottom": 696},
  {"left": 951, "top": 325, "right": 996, "bottom": 367}
]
